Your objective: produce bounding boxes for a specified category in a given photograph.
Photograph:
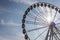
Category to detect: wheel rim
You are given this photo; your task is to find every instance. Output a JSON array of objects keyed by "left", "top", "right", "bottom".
[{"left": 22, "top": 2, "right": 60, "bottom": 40}]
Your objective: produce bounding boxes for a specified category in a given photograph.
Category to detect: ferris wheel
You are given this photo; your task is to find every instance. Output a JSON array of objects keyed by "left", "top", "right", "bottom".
[{"left": 22, "top": 2, "right": 60, "bottom": 40}]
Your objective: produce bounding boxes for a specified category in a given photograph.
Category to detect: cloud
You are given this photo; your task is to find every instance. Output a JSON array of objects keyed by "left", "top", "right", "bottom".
[
  {"left": 0, "top": 32, "right": 25, "bottom": 40},
  {"left": 0, "top": 19, "right": 25, "bottom": 40},
  {"left": 0, "top": 7, "right": 23, "bottom": 15},
  {"left": 16, "top": 32, "right": 25, "bottom": 40},
  {"left": 9, "top": 0, "right": 38, "bottom": 5},
  {"left": 0, "top": 36, "right": 9, "bottom": 40},
  {"left": 0, "top": 23, "right": 25, "bottom": 40},
  {"left": 0, "top": 19, "right": 21, "bottom": 26},
  {"left": 0, "top": 7, "right": 13, "bottom": 14}
]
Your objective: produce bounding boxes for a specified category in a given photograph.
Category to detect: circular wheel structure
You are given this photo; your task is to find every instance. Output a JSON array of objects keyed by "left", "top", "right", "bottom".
[{"left": 22, "top": 2, "right": 60, "bottom": 40}]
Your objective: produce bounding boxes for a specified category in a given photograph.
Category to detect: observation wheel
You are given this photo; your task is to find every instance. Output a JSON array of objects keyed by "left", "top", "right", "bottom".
[{"left": 22, "top": 2, "right": 60, "bottom": 40}]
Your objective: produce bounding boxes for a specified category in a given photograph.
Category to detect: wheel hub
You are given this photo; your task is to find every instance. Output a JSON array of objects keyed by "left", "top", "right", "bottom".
[{"left": 49, "top": 22, "right": 56, "bottom": 28}]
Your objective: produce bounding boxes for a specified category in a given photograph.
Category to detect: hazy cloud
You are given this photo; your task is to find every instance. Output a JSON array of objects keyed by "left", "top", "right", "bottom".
[
  {"left": 0, "top": 32, "right": 25, "bottom": 40},
  {"left": 0, "top": 19, "right": 21, "bottom": 26},
  {"left": 9, "top": 0, "right": 38, "bottom": 5},
  {"left": 0, "top": 7, "right": 23, "bottom": 14}
]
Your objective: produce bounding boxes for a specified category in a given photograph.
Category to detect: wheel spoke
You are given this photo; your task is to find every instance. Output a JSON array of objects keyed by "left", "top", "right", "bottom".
[
  {"left": 54, "top": 35, "right": 57, "bottom": 40},
  {"left": 34, "top": 29, "right": 47, "bottom": 40},
  {"left": 51, "top": 26, "right": 53, "bottom": 40},
  {"left": 49, "top": 26, "right": 53, "bottom": 40},
  {"left": 27, "top": 13, "right": 37, "bottom": 19},
  {"left": 54, "top": 26, "right": 60, "bottom": 35},
  {"left": 49, "top": 30, "right": 51, "bottom": 40},
  {"left": 55, "top": 23, "right": 60, "bottom": 29},
  {"left": 52, "top": 11, "right": 57, "bottom": 22},
  {"left": 28, "top": 15, "right": 48, "bottom": 25},
  {"left": 27, "top": 13, "right": 48, "bottom": 25},
  {"left": 37, "top": 7, "right": 47, "bottom": 19},
  {"left": 25, "top": 20, "right": 47, "bottom": 25},
  {"left": 33, "top": 8, "right": 48, "bottom": 23},
  {"left": 39, "top": 6, "right": 46, "bottom": 15},
  {"left": 55, "top": 18, "right": 60, "bottom": 22},
  {"left": 54, "top": 26, "right": 60, "bottom": 32},
  {"left": 45, "top": 29, "right": 49, "bottom": 40},
  {"left": 27, "top": 26, "right": 47, "bottom": 32},
  {"left": 56, "top": 23, "right": 60, "bottom": 25},
  {"left": 38, "top": 7, "right": 48, "bottom": 23},
  {"left": 54, "top": 32, "right": 60, "bottom": 40},
  {"left": 50, "top": 8, "right": 52, "bottom": 20}
]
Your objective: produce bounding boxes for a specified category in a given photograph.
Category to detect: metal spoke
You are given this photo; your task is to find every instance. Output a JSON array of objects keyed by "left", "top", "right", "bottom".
[
  {"left": 25, "top": 20, "right": 47, "bottom": 25},
  {"left": 56, "top": 23, "right": 60, "bottom": 25},
  {"left": 50, "top": 8, "right": 52, "bottom": 20},
  {"left": 55, "top": 23, "right": 60, "bottom": 29},
  {"left": 27, "top": 26, "right": 47, "bottom": 32},
  {"left": 45, "top": 29, "right": 49, "bottom": 40},
  {"left": 27, "top": 14, "right": 48, "bottom": 25},
  {"left": 54, "top": 32, "right": 60, "bottom": 40},
  {"left": 51, "top": 26, "right": 53, "bottom": 40},
  {"left": 54, "top": 35, "right": 57, "bottom": 40},
  {"left": 49, "top": 29, "right": 52, "bottom": 40},
  {"left": 33, "top": 8, "right": 48, "bottom": 23},
  {"left": 27, "top": 13, "right": 37, "bottom": 19},
  {"left": 27, "top": 14, "right": 41, "bottom": 22},
  {"left": 54, "top": 26, "right": 60, "bottom": 32},
  {"left": 38, "top": 7, "right": 46, "bottom": 16},
  {"left": 34, "top": 29, "right": 47, "bottom": 40},
  {"left": 38, "top": 7, "right": 48, "bottom": 23},
  {"left": 37, "top": 7, "right": 47, "bottom": 19},
  {"left": 54, "top": 26, "right": 60, "bottom": 36},
  {"left": 49, "top": 25, "right": 54, "bottom": 40},
  {"left": 52, "top": 11, "right": 57, "bottom": 22},
  {"left": 55, "top": 18, "right": 60, "bottom": 22}
]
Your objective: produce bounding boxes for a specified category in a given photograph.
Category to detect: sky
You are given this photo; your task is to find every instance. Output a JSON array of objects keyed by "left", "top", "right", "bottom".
[{"left": 0, "top": 0, "right": 60, "bottom": 40}]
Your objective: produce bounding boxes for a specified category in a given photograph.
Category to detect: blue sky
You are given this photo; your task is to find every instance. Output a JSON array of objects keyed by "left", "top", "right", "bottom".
[{"left": 0, "top": 0, "right": 60, "bottom": 40}]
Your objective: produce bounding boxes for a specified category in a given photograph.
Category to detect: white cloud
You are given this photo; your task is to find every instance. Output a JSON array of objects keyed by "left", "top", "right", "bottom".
[
  {"left": 9, "top": 0, "right": 38, "bottom": 5},
  {"left": 0, "top": 19, "right": 21, "bottom": 26},
  {"left": 0, "top": 7, "right": 23, "bottom": 15},
  {"left": 16, "top": 32, "right": 25, "bottom": 40},
  {"left": 0, "top": 32, "right": 25, "bottom": 40},
  {"left": 0, "top": 7, "right": 12, "bottom": 14},
  {"left": 0, "top": 29, "right": 25, "bottom": 40},
  {"left": 0, "top": 19, "right": 25, "bottom": 40}
]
